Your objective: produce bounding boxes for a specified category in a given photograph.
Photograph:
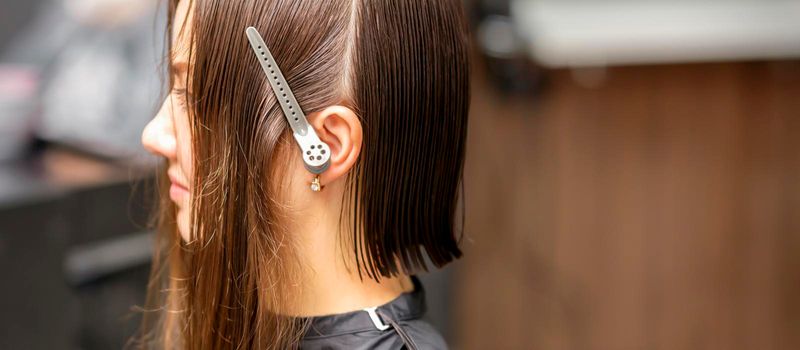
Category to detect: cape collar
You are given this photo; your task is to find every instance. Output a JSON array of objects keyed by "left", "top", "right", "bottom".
[{"left": 303, "top": 276, "right": 427, "bottom": 338}]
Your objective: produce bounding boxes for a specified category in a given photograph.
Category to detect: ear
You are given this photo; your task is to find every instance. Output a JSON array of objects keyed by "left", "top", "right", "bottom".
[{"left": 308, "top": 105, "right": 362, "bottom": 186}]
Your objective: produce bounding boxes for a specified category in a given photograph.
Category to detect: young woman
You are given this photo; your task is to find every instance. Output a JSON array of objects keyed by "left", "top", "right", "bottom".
[{"left": 138, "top": 0, "right": 470, "bottom": 348}]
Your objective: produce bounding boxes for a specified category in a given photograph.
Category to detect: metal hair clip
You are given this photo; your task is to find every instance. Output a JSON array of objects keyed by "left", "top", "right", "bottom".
[{"left": 245, "top": 26, "right": 331, "bottom": 179}]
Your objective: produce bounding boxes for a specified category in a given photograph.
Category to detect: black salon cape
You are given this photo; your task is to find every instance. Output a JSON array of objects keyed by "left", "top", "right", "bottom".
[{"left": 300, "top": 277, "right": 447, "bottom": 350}]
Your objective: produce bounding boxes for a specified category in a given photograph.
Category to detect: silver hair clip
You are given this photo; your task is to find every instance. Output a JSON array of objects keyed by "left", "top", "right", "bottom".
[{"left": 245, "top": 26, "right": 331, "bottom": 175}]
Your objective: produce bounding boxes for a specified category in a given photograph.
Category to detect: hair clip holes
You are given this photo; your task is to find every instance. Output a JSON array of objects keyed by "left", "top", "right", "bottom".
[{"left": 316, "top": 156, "right": 321, "bottom": 160}]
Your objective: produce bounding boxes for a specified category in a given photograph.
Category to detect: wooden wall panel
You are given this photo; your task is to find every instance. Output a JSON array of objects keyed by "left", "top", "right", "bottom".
[{"left": 455, "top": 61, "right": 800, "bottom": 350}]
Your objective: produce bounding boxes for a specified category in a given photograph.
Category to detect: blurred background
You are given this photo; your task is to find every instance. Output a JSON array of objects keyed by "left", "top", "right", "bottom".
[{"left": 1, "top": 0, "right": 798, "bottom": 349}]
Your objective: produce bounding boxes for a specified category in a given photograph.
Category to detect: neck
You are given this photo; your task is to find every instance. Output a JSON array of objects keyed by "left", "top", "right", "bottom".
[{"left": 287, "top": 182, "right": 413, "bottom": 317}]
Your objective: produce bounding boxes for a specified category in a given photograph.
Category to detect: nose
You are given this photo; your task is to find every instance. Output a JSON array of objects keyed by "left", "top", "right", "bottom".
[{"left": 142, "top": 97, "right": 177, "bottom": 159}]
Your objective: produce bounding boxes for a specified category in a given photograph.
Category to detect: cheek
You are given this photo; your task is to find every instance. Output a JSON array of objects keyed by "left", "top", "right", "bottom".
[
  {"left": 177, "top": 126, "right": 192, "bottom": 242},
  {"left": 171, "top": 103, "right": 193, "bottom": 242},
  {"left": 177, "top": 140, "right": 193, "bottom": 185},
  {"left": 174, "top": 117, "right": 194, "bottom": 182}
]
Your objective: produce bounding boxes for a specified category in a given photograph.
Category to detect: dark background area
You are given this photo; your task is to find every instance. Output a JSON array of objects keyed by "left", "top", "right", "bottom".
[{"left": 0, "top": 150, "right": 154, "bottom": 349}]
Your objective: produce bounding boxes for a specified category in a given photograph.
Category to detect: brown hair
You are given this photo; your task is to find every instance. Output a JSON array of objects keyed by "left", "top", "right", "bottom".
[{"left": 137, "top": 0, "right": 470, "bottom": 348}]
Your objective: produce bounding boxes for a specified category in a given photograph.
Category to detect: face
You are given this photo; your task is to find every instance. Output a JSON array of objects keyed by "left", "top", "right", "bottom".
[
  {"left": 142, "top": 0, "right": 194, "bottom": 242},
  {"left": 141, "top": 0, "right": 343, "bottom": 244}
]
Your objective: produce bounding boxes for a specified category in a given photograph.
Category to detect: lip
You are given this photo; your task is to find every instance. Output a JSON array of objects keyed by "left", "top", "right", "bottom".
[{"left": 168, "top": 173, "right": 190, "bottom": 202}]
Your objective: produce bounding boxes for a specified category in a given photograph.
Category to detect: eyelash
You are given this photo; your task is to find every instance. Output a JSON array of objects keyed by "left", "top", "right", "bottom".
[{"left": 172, "top": 88, "right": 188, "bottom": 110}]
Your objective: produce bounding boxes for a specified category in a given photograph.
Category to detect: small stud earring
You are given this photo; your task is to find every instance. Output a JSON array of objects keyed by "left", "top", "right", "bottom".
[{"left": 310, "top": 175, "right": 322, "bottom": 192}]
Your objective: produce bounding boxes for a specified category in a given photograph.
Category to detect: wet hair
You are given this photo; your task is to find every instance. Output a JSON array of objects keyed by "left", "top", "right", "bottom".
[{"left": 137, "top": 0, "right": 470, "bottom": 348}]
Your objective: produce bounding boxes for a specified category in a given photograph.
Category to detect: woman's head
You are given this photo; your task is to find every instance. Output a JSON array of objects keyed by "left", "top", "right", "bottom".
[{"left": 139, "top": 0, "right": 470, "bottom": 347}]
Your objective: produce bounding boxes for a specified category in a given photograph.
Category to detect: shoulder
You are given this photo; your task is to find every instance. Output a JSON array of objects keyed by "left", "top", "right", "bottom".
[{"left": 397, "top": 318, "right": 449, "bottom": 350}]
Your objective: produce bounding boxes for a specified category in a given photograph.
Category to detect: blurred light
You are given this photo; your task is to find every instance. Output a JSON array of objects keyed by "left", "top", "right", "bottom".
[
  {"left": 478, "top": 15, "right": 522, "bottom": 59},
  {"left": 511, "top": 0, "right": 800, "bottom": 67}
]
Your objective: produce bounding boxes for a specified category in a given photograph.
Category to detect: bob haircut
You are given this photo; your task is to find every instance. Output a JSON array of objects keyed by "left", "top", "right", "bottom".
[{"left": 138, "top": 0, "right": 470, "bottom": 348}]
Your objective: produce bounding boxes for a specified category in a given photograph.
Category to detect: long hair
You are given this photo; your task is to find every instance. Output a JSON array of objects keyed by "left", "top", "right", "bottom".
[{"left": 137, "top": 0, "right": 470, "bottom": 348}]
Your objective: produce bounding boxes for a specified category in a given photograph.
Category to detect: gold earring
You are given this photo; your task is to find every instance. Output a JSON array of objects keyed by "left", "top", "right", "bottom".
[{"left": 310, "top": 175, "right": 322, "bottom": 192}]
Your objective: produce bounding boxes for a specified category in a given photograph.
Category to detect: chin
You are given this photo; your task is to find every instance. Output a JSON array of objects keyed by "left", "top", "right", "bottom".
[{"left": 177, "top": 208, "right": 191, "bottom": 243}]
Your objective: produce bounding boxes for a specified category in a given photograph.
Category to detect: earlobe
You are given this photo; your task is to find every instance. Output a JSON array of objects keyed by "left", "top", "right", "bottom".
[{"left": 308, "top": 106, "right": 362, "bottom": 186}]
